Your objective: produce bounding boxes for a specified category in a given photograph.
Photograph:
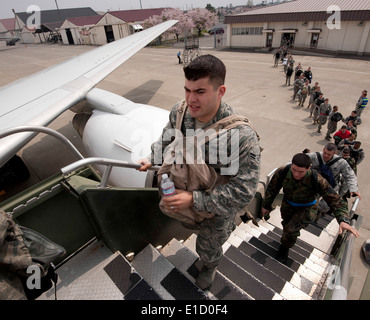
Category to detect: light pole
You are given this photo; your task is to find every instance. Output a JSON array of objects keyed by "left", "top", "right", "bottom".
[{"left": 55, "top": 0, "right": 62, "bottom": 43}]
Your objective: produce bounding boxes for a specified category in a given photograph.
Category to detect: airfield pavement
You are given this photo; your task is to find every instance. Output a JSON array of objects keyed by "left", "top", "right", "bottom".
[{"left": 0, "top": 34, "right": 369, "bottom": 300}]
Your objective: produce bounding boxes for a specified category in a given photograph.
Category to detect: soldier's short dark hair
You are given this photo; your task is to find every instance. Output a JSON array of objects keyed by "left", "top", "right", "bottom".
[
  {"left": 325, "top": 142, "right": 337, "bottom": 152},
  {"left": 292, "top": 153, "right": 311, "bottom": 169},
  {"left": 184, "top": 54, "right": 226, "bottom": 89}
]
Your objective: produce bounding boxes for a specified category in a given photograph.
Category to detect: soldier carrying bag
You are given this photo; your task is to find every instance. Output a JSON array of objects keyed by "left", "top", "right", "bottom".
[{"left": 157, "top": 100, "right": 259, "bottom": 225}]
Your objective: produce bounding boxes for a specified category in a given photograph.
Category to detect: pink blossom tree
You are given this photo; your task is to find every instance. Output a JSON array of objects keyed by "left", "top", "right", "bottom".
[
  {"left": 162, "top": 8, "right": 195, "bottom": 42},
  {"left": 187, "top": 8, "right": 217, "bottom": 36}
]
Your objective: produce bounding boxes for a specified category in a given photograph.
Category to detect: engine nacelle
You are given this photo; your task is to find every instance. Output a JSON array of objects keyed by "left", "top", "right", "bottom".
[{"left": 80, "top": 88, "right": 169, "bottom": 188}]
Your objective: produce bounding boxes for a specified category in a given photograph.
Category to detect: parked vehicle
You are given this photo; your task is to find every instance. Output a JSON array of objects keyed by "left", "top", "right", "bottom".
[
  {"left": 208, "top": 27, "right": 224, "bottom": 35},
  {"left": 6, "top": 38, "right": 20, "bottom": 46}
]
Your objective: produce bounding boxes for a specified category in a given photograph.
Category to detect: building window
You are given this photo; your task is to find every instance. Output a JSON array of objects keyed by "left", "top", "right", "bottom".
[{"left": 232, "top": 27, "right": 263, "bottom": 35}]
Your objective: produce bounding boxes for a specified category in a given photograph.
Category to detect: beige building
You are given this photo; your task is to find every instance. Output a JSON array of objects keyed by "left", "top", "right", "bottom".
[
  {"left": 59, "top": 16, "right": 102, "bottom": 45},
  {"left": 224, "top": 0, "right": 370, "bottom": 55},
  {"left": 14, "top": 7, "right": 99, "bottom": 44},
  {"left": 59, "top": 8, "right": 168, "bottom": 46}
]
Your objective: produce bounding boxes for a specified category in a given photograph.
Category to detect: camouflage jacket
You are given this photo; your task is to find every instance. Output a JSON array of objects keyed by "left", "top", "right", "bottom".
[
  {"left": 318, "top": 103, "right": 332, "bottom": 116},
  {"left": 150, "top": 100, "right": 261, "bottom": 217},
  {"left": 0, "top": 210, "right": 32, "bottom": 275},
  {"left": 262, "top": 166, "right": 349, "bottom": 223},
  {"left": 307, "top": 152, "right": 359, "bottom": 193}
]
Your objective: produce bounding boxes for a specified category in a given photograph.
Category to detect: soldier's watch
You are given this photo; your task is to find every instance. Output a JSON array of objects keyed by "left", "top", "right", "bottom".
[{"left": 339, "top": 216, "right": 351, "bottom": 225}]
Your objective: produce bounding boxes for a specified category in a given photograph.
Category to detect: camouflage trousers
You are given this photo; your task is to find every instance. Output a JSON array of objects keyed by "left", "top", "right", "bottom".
[
  {"left": 196, "top": 212, "right": 237, "bottom": 268},
  {"left": 0, "top": 267, "right": 26, "bottom": 300},
  {"left": 280, "top": 200, "right": 318, "bottom": 248}
]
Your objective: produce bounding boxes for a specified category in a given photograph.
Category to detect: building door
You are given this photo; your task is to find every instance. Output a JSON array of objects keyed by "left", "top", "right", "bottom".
[
  {"left": 266, "top": 33, "right": 273, "bottom": 47},
  {"left": 65, "top": 28, "right": 74, "bottom": 45},
  {"left": 104, "top": 25, "right": 115, "bottom": 43},
  {"left": 281, "top": 33, "right": 295, "bottom": 47},
  {"left": 310, "top": 33, "right": 319, "bottom": 48}
]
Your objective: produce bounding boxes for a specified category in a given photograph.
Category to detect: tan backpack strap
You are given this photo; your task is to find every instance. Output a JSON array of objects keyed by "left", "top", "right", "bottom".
[
  {"left": 196, "top": 115, "right": 260, "bottom": 143},
  {"left": 206, "top": 115, "right": 258, "bottom": 136},
  {"left": 176, "top": 99, "right": 187, "bottom": 131}
]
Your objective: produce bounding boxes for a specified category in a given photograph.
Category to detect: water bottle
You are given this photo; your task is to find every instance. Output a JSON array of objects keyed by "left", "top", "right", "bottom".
[{"left": 160, "top": 174, "right": 176, "bottom": 197}]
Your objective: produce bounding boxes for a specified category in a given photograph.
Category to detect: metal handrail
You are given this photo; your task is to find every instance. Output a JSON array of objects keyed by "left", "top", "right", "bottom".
[
  {"left": 0, "top": 125, "right": 84, "bottom": 160},
  {"left": 331, "top": 197, "right": 361, "bottom": 300},
  {"left": 61, "top": 157, "right": 160, "bottom": 188}
]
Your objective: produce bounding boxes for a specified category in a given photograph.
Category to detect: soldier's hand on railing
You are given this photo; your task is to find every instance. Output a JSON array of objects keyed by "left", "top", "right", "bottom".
[
  {"left": 339, "top": 221, "right": 360, "bottom": 238},
  {"left": 350, "top": 191, "right": 361, "bottom": 199},
  {"left": 137, "top": 158, "right": 152, "bottom": 172}
]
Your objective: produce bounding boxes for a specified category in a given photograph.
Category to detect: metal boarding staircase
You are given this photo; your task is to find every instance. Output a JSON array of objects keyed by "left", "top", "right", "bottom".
[
  {"left": 38, "top": 204, "right": 350, "bottom": 300},
  {"left": 37, "top": 157, "right": 361, "bottom": 300}
]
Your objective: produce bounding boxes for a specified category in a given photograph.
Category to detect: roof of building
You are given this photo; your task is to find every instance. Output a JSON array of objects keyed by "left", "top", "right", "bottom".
[
  {"left": 107, "top": 8, "right": 169, "bottom": 22},
  {"left": 225, "top": 0, "right": 370, "bottom": 24},
  {"left": 0, "top": 18, "right": 15, "bottom": 31},
  {"left": 64, "top": 15, "right": 102, "bottom": 27},
  {"left": 16, "top": 7, "right": 99, "bottom": 30}
]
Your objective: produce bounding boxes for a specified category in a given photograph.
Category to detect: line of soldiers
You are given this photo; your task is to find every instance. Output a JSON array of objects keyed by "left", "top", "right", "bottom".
[{"left": 268, "top": 58, "right": 364, "bottom": 263}]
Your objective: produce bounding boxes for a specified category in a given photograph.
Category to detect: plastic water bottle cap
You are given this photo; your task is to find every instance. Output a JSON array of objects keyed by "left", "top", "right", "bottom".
[{"left": 162, "top": 174, "right": 168, "bottom": 179}]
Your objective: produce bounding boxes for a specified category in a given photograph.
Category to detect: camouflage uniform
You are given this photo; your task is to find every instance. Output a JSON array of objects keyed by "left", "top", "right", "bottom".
[
  {"left": 307, "top": 152, "right": 358, "bottom": 197},
  {"left": 325, "top": 111, "right": 341, "bottom": 140},
  {"left": 262, "top": 166, "right": 349, "bottom": 248},
  {"left": 0, "top": 210, "right": 30, "bottom": 300},
  {"left": 317, "top": 102, "right": 332, "bottom": 132},
  {"left": 150, "top": 100, "right": 261, "bottom": 267}
]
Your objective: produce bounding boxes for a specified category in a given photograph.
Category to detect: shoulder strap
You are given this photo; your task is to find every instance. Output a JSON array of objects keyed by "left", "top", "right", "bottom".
[
  {"left": 310, "top": 168, "right": 319, "bottom": 194},
  {"left": 176, "top": 99, "right": 187, "bottom": 130},
  {"left": 282, "top": 164, "right": 291, "bottom": 179},
  {"left": 206, "top": 115, "right": 259, "bottom": 138},
  {"left": 316, "top": 152, "right": 323, "bottom": 165},
  {"left": 327, "top": 156, "right": 341, "bottom": 167},
  {"left": 176, "top": 100, "right": 260, "bottom": 143}
]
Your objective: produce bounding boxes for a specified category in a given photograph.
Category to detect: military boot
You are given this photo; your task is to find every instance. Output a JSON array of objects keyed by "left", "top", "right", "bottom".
[
  {"left": 276, "top": 244, "right": 289, "bottom": 264},
  {"left": 195, "top": 265, "right": 218, "bottom": 290}
]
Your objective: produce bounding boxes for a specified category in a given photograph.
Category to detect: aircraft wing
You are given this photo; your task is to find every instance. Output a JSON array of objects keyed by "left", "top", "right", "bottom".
[{"left": 0, "top": 20, "right": 177, "bottom": 167}]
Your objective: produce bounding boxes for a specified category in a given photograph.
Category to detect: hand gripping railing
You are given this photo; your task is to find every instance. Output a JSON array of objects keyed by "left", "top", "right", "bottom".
[{"left": 61, "top": 157, "right": 160, "bottom": 188}]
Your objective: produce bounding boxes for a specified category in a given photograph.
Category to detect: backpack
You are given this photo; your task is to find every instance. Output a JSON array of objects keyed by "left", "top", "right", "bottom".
[
  {"left": 312, "top": 152, "right": 341, "bottom": 188},
  {"left": 331, "top": 112, "right": 343, "bottom": 123},
  {"left": 350, "top": 148, "right": 363, "bottom": 164}
]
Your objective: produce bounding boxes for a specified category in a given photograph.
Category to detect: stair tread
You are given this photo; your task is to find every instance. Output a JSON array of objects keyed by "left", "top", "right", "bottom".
[
  {"left": 226, "top": 232, "right": 319, "bottom": 297},
  {"left": 162, "top": 238, "right": 252, "bottom": 300},
  {"left": 132, "top": 244, "right": 206, "bottom": 300},
  {"left": 238, "top": 223, "right": 330, "bottom": 276},
  {"left": 231, "top": 225, "right": 326, "bottom": 285},
  {"left": 224, "top": 244, "right": 312, "bottom": 300}
]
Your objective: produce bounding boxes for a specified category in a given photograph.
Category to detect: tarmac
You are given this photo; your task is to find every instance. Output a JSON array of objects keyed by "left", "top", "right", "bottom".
[{"left": 0, "top": 34, "right": 369, "bottom": 300}]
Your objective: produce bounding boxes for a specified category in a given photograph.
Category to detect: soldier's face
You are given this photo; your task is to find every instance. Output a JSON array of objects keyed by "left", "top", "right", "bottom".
[
  {"left": 291, "top": 164, "right": 309, "bottom": 181},
  {"left": 323, "top": 148, "right": 335, "bottom": 162},
  {"left": 184, "top": 77, "right": 226, "bottom": 123}
]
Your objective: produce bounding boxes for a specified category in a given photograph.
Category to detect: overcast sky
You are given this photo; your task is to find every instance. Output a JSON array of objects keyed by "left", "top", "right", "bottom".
[{"left": 0, "top": 0, "right": 266, "bottom": 19}]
